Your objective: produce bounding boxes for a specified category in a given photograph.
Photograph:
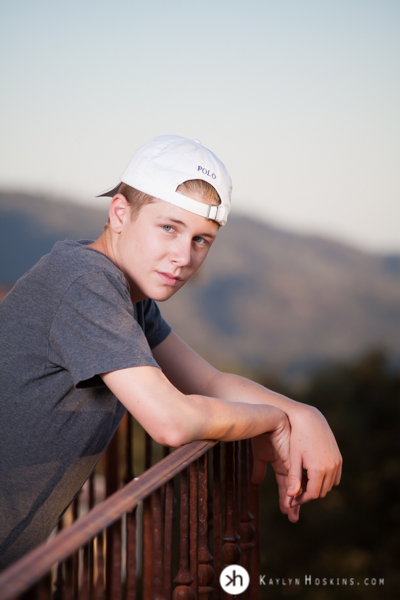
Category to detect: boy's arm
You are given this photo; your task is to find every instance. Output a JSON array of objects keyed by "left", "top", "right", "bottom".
[
  {"left": 100, "top": 363, "right": 292, "bottom": 475},
  {"left": 152, "top": 332, "right": 343, "bottom": 519}
]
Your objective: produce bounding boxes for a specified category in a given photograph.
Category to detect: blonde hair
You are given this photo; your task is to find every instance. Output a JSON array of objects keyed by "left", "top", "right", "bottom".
[
  {"left": 177, "top": 179, "right": 221, "bottom": 205},
  {"left": 103, "top": 179, "right": 220, "bottom": 231}
]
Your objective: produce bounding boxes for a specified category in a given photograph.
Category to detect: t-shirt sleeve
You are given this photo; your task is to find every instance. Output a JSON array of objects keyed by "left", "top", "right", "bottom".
[
  {"left": 48, "top": 268, "right": 162, "bottom": 387},
  {"left": 141, "top": 299, "right": 171, "bottom": 349}
]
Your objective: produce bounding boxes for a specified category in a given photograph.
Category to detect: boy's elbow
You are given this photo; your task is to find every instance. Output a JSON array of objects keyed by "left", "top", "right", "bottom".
[
  {"left": 140, "top": 394, "right": 206, "bottom": 448},
  {"left": 152, "top": 427, "right": 192, "bottom": 449}
]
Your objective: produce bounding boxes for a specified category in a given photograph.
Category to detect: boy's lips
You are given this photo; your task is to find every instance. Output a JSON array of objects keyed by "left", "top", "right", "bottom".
[{"left": 157, "top": 272, "right": 184, "bottom": 286}]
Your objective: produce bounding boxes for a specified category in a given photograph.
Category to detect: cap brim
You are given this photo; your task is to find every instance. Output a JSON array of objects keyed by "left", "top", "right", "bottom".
[{"left": 95, "top": 182, "right": 121, "bottom": 198}]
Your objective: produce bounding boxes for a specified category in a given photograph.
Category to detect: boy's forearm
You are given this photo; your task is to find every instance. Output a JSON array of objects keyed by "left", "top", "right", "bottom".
[
  {"left": 205, "top": 371, "right": 304, "bottom": 415},
  {"left": 101, "top": 365, "right": 289, "bottom": 449},
  {"left": 180, "top": 394, "right": 288, "bottom": 445}
]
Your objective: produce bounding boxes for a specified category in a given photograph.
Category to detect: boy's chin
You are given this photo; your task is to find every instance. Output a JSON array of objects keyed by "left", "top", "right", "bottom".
[{"left": 150, "top": 283, "right": 185, "bottom": 302}]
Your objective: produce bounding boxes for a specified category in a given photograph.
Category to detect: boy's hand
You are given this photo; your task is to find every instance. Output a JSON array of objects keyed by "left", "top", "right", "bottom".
[
  {"left": 252, "top": 404, "right": 342, "bottom": 523},
  {"left": 283, "top": 404, "right": 342, "bottom": 511},
  {"left": 251, "top": 430, "right": 303, "bottom": 523},
  {"left": 251, "top": 411, "right": 291, "bottom": 487}
]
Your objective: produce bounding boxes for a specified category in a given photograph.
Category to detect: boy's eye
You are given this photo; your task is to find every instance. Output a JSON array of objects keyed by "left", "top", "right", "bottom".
[
  {"left": 193, "top": 236, "right": 208, "bottom": 245},
  {"left": 162, "top": 225, "right": 175, "bottom": 232}
]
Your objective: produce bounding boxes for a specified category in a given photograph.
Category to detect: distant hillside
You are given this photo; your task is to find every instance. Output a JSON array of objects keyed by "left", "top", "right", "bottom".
[
  {"left": 1, "top": 189, "right": 399, "bottom": 379},
  {"left": 0, "top": 190, "right": 108, "bottom": 282}
]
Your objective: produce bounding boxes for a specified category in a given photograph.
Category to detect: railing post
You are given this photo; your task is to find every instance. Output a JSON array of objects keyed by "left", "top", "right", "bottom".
[
  {"left": 163, "top": 447, "right": 174, "bottom": 600},
  {"left": 248, "top": 442, "right": 260, "bottom": 600},
  {"left": 189, "top": 462, "right": 198, "bottom": 598},
  {"left": 88, "top": 474, "right": 96, "bottom": 599},
  {"left": 94, "top": 529, "right": 106, "bottom": 600},
  {"left": 239, "top": 440, "right": 255, "bottom": 600},
  {"left": 212, "top": 444, "right": 222, "bottom": 600},
  {"left": 142, "top": 433, "right": 153, "bottom": 599},
  {"left": 197, "top": 454, "right": 213, "bottom": 600},
  {"left": 152, "top": 487, "right": 166, "bottom": 600},
  {"left": 64, "top": 498, "right": 79, "bottom": 600},
  {"left": 80, "top": 542, "right": 90, "bottom": 600},
  {"left": 173, "top": 468, "right": 194, "bottom": 600},
  {"left": 221, "top": 442, "right": 241, "bottom": 569},
  {"left": 36, "top": 571, "right": 52, "bottom": 600},
  {"left": 125, "top": 414, "right": 137, "bottom": 600},
  {"left": 106, "top": 428, "right": 122, "bottom": 600},
  {"left": 125, "top": 507, "right": 137, "bottom": 600}
]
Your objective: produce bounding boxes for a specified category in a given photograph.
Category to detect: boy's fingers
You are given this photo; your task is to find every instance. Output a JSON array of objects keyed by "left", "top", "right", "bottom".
[
  {"left": 285, "top": 456, "right": 312, "bottom": 509},
  {"left": 286, "top": 473, "right": 302, "bottom": 496},
  {"left": 334, "top": 460, "right": 342, "bottom": 485},
  {"left": 291, "top": 460, "right": 341, "bottom": 507},
  {"left": 290, "top": 468, "right": 324, "bottom": 507},
  {"left": 287, "top": 504, "right": 300, "bottom": 523},
  {"left": 284, "top": 458, "right": 303, "bottom": 508},
  {"left": 320, "top": 460, "right": 342, "bottom": 497},
  {"left": 275, "top": 472, "right": 301, "bottom": 522}
]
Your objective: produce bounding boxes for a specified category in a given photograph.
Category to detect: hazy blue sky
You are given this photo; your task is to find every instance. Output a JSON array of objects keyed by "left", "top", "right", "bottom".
[{"left": 1, "top": 0, "right": 399, "bottom": 252}]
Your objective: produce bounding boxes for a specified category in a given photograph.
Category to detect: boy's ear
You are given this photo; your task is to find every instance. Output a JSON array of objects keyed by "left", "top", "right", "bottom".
[{"left": 109, "top": 194, "right": 130, "bottom": 233}]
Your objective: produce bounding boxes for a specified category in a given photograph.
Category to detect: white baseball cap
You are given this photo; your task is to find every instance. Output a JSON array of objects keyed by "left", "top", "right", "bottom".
[{"left": 96, "top": 135, "right": 232, "bottom": 226}]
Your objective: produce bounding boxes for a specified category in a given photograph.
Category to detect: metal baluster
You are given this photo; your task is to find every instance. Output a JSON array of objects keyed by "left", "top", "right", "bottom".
[
  {"left": 60, "top": 499, "right": 79, "bottom": 599},
  {"left": 88, "top": 475, "right": 95, "bottom": 600},
  {"left": 142, "top": 433, "right": 153, "bottom": 599},
  {"left": 106, "top": 520, "right": 122, "bottom": 600},
  {"left": 94, "top": 530, "right": 106, "bottom": 600},
  {"left": 125, "top": 414, "right": 136, "bottom": 600},
  {"left": 36, "top": 572, "right": 52, "bottom": 600},
  {"left": 239, "top": 440, "right": 255, "bottom": 600},
  {"left": 64, "top": 511, "right": 76, "bottom": 600},
  {"left": 54, "top": 563, "right": 65, "bottom": 600},
  {"left": 125, "top": 507, "right": 137, "bottom": 600},
  {"left": 80, "top": 542, "right": 91, "bottom": 600},
  {"left": 152, "top": 486, "right": 165, "bottom": 600},
  {"left": 20, "top": 585, "right": 39, "bottom": 600},
  {"left": 248, "top": 443, "right": 260, "bottom": 600},
  {"left": 53, "top": 522, "right": 65, "bottom": 600},
  {"left": 197, "top": 454, "right": 213, "bottom": 600},
  {"left": 234, "top": 443, "right": 241, "bottom": 552},
  {"left": 173, "top": 467, "right": 194, "bottom": 600},
  {"left": 105, "top": 427, "right": 122, "bottom": 600},
  {"left": 72, "top": 499, "right": 79, "bottom": 599},
  {"left": 212, "top": 443, "right": 222, "bottom": 600},
  {"left": 163, "top": 447, "right": 174, "bottom": 600},
  {"left": 189, "top": 462, "right": 198, "bottom": 599},
  {"left": 222, "top": 442, "right": 241, "bottom": 569}
]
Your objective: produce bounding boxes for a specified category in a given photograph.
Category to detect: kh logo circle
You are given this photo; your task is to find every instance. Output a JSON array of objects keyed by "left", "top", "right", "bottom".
[{"left": 220, "top": 565, "right": 250, "bottom": 594}]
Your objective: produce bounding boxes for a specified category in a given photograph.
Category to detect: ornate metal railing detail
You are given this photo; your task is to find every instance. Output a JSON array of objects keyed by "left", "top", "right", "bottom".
[{"left": 0, "top": 416, "right": 260, "bottom": 600}]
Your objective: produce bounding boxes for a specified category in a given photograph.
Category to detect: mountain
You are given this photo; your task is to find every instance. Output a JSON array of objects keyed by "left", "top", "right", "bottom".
[
  {"left": 0, "top": 190, "right": 108, "bottom": 283},
  {"left": 1, "top": 189, "right": 399, "bottom": 380}
]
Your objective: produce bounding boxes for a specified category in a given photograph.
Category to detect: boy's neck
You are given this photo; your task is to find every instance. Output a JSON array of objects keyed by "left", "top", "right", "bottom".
[
  {"left": 88, "top": 234, "right": 145, "bottom": 305},
  {"left": 88, "top": 233, "right": 112, "bottom": 261}
]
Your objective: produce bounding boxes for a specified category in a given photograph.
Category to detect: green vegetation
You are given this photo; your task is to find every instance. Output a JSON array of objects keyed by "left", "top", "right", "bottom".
[{"left": 256, "top": 349, "right": 400, "bottom": 599}]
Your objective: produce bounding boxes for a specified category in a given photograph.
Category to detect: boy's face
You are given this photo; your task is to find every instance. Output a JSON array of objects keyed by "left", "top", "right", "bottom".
[{"left": 114, "top": 190, "right": 219, "bottom": 303}]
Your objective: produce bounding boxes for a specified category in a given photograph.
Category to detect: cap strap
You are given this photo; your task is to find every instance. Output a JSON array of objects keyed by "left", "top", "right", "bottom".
[{"left": 167, "top": 192, "right": 225, "bottom": 224}]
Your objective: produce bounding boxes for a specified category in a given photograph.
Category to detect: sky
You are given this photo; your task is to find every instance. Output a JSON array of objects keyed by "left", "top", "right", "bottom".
[{"left": 1, "top": 0, "right": 399, "bottom": 253}]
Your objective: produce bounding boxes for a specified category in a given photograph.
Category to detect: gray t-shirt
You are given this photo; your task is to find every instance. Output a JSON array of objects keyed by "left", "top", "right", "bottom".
[{"left": 0, "top": 240, "right": 171, "bottom": 569}]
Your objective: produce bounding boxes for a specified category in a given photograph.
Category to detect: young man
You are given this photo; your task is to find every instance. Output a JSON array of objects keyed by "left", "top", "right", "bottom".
[{"left": 0, "top": 136, "right": 342, "bottom": 570}]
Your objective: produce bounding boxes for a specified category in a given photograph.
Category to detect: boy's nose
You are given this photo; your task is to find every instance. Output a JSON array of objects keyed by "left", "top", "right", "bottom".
[{"left": 171, "top": 239, "right": 192, "bottom": 267}]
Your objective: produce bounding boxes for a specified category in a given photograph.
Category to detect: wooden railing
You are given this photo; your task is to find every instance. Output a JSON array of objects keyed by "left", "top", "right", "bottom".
[{"left": 0, "top": 415, "right": 260, "bottom": 600}]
